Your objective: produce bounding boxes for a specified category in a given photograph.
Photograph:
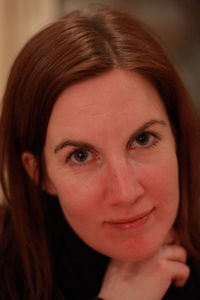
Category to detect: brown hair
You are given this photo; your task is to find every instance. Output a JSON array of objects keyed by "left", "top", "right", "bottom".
[{"left": 0, "top": 7, "right": 200, "bottom": 300}]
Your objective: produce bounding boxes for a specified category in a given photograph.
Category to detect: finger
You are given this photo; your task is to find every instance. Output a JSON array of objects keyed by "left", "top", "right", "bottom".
[
  {"left": 171, "top": 262, "right": 190, "bottom": 287},
  {"left": 160, "top": 245, "right": 187, "bottom": 263}
]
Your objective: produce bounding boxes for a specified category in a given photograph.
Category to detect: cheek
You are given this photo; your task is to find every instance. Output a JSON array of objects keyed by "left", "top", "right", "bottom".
[
  {"left": 145, "top": 155, "right": 179, "bottom": 217},
  {"left": 54, "top": 176, "right": 102, "bottom": 220}
]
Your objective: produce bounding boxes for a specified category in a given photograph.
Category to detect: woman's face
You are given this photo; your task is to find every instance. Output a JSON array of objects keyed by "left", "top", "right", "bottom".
[{"left": 44, "top": 69, "right": 179, "bottom": 261}]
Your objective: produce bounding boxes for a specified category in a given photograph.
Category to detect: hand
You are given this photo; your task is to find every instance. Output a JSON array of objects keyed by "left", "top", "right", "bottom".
[{"left": 98, "top": 232, "right": 190, "bottom": 300}]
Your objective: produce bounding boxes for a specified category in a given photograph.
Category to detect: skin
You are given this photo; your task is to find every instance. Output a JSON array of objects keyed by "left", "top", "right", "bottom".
[
  {"left": 23, "top": 69, "right": 189, "bottom": 299},
  {"left": 43, "top": 69, "right": 179, "bottom": 262},
  {"left": 98, "top": 241, "right": 189, "bottom": 300}
]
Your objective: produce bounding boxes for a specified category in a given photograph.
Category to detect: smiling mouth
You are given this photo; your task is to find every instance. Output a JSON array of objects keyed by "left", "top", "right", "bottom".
[{"left": 106, "top": 207, "right": 155, "bottom": 231}]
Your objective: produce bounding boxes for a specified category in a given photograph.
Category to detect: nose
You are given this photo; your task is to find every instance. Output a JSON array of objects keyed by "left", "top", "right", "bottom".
[{"left": 103, "top": 159, "right": 145, "bottom": 207}]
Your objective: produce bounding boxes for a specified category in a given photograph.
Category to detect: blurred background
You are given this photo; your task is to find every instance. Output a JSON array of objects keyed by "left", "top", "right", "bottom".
[{"left": 0, "top": 0, "right": 199, "bottom": 108}]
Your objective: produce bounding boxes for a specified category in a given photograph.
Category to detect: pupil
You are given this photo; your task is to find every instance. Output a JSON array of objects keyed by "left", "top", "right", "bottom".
[
  {"left": 75, "top": 150, "right": 87, "bottom": 162},
  {"left": 136, "top": 133, "right": 149, "bottom": 145}
]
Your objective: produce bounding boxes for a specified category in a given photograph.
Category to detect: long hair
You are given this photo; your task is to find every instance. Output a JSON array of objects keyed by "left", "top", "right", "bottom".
[{"left": 0, "top": 7, "right": 200, "bottom": 299}]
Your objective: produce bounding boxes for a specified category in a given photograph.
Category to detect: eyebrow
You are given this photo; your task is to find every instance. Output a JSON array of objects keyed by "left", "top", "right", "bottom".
[{"left": 53, "top": 119, "right": 167, "bottom": 154}]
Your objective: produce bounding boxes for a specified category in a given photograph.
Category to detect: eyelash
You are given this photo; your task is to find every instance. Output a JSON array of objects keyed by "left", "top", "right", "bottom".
[
  {"left": 66, "top": 148, "right": 99, "bottom": 168},
  {"left": 129, "top": 131, "right": 160, "bottom": 150},
  {"left": 65, "top": 131, "right": 160, "bottom": 168}
]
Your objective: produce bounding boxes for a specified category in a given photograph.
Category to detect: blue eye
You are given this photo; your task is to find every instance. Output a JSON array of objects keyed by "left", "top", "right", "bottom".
[
  {"left": 136, "top": 132, "right": 151, "bottom": 145},
  {"left": 66, "top": 148, "right": 100, "bottom": 168},
  {"left": 133, "top": 132, "right": 157, "bottom": 148},
  {"left": 71, "top": 149, "right": 89, "bottom": 163}
]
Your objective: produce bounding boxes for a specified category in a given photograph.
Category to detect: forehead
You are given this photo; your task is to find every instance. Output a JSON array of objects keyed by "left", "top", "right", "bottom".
[
  {"left": 51, "top": 69, "right": 166, "bottom": 118},
  {"left": 45, "top": 69, "right": 168, "bottom": 142}
]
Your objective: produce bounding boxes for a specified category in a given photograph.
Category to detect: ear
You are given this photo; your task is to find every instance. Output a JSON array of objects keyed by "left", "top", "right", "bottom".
[
  {"left": 21, "top": 152, "right": 39, "bottom": 184},
  {"left": 21, "top": 152, "right": 57, "bottom": 195}
]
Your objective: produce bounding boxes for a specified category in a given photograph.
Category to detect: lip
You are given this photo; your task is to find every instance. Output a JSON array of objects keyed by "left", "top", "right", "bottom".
[{"left": 106, "top": 207, "right": 155, "bottom": 231}]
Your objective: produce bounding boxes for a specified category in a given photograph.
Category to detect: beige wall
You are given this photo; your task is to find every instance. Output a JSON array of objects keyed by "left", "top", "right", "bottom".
[{"left": 0, "top": 0, "right": 59, "bottom": 101}]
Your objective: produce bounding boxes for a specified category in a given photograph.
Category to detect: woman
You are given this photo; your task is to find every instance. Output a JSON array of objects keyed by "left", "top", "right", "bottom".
[{"left": 0, "top": 7, "right": 200, "bottom": 300}]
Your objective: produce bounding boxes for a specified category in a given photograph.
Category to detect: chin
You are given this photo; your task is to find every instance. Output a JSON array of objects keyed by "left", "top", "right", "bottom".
[
  {"left": 97, "top": 235, "right": 165, "bottom": 262},
  {"left": 107, "top": 249, "right": 158, "bottom": 262}
]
